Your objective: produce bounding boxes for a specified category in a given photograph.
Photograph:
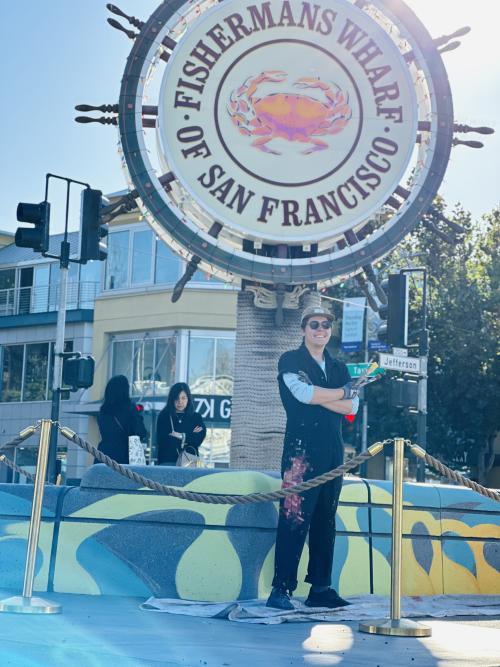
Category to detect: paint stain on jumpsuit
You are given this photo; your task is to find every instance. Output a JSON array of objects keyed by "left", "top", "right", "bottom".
[{"left": 282, "top": 447, "right": 309, "bottom": 525}]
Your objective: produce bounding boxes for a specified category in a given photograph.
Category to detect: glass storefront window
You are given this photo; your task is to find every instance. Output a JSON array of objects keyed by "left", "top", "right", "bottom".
[
  {"left": 215, "top": 338, "right": 235, "bottom": 395},
  {"left": 131, "top": 229, "right": 153, "bottom": 285},
  {"left": 112, "top": 340, "right": 133, "bottom": 379},
  {"left": 188, "top": 337, "right": 215, "bottom": 394},
  {"left": 111, "top": 335, "right": 177, "bottom": 398},
  {"left": 132, "top": 338, "right": 154, "bottom": 395},
  {"left": 105, "top": 231, "right": 129, "bottom": 290},
  {"left": 0, "top": 345, "right": 23, "bottom": 402},
  {"left": 23, "top": 343, "right": 49, "bottom": 401},
  {"left": 154, "top": 337, "right": 176, "bottom": 395}
]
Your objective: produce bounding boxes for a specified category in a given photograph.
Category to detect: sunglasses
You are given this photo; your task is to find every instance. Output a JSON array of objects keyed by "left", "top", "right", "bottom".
[{"left": 307, "top": 320, "right": 332, "bottom": 330}]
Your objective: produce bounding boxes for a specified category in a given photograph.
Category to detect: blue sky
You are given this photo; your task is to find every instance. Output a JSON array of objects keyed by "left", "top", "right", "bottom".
[{"left": 1, "top": 0, "right": 499, "bottom": 235}]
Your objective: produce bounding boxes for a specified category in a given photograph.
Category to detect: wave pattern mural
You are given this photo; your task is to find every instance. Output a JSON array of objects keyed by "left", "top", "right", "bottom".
[{"left": 0, "top": 468, "right": 498, "bottom": 599}]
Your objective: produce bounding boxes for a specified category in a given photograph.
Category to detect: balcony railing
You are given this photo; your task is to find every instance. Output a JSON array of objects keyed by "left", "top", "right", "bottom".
[{"left": 0, "top": 281, "right": 99, "bottom": 317}]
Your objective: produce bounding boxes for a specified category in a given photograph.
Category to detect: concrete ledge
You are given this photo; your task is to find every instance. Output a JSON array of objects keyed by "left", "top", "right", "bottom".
[{"left": 0, "top": 468, "right": 498, "bottom": 600}]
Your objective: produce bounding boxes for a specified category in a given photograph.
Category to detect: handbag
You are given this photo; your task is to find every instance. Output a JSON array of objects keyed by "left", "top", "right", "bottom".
[
  {"left": 114, "top": 416, "right": 146, "bottom": 465},
  {"left": 176, "top": 445, "right": 204, "bottom": 468}
]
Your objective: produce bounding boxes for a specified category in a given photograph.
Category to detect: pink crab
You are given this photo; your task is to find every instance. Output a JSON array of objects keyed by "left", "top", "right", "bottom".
[{"left": 228, "top": 70, "right": 351, "bottom": 154}]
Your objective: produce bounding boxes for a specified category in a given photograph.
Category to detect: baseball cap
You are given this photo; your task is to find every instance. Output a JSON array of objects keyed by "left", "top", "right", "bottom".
[{"left": 300, "top": 305, "right": 334, "bottom": 326}]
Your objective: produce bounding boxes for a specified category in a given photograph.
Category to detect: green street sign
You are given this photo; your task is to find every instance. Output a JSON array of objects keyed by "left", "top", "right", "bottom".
[{"left": 347, "top": 363, "right": 385, "bottom": 378}]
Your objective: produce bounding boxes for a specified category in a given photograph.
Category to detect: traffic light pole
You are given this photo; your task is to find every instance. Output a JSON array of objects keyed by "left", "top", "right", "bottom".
[
  {"left": 401, "top": 268, "right": 428, "bottom": 483},
  {"left": 45, "top": 175, "right": 89, "bottom": 483}
]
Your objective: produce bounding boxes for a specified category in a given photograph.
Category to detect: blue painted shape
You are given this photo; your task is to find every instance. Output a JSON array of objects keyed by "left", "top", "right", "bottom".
[
  {"left": 227, "top": 499, "right": 278, "bottom": 530},
  {"left": 226, "top": 521, "right": 276, "bottom": 598},
  {"left": 483, "top": 542, "right": 500, "bottom": 573},
  {"left": 442, "top": 533, "right": 477, "bottom": 577},
  {"left": 437, "top": 486, "right": 499, "bottom": 512},
  {"left": 367, "top": 480, "right": 441, "bottom": 508},
  {"left": 76, "top": 537, "right": 151, "bottom": 597},
  {"left": 330, "top": 533, "right": 349, "bottom": 589},
  {"left": 0, "top": 535, "right": 43, "bottom": 589},
  {"left": 371, "top": 507, "right": 393, "bottom": 535},
  {"left": 90, "top": 509, "right": 205, "bottom": 597},
  {"left": 355, "top": 507, "right": 369, "bottom": 533},
  {"left": 411, "top": 522, "right": 433, "bottom": 574},
  {"left": 0, "top": 486, "right": 60, "bottom": 518},
  {"left": 371, "top": 536, "right": 391, "bottom": 566}
]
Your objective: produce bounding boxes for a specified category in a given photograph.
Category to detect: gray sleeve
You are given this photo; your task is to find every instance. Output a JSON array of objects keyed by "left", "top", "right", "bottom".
[
  {"left": 283, "top": 372, "right": 314, "bottom": 404},
  {"left": 350, "top": 395, "right": 360, "bottom": 415}
]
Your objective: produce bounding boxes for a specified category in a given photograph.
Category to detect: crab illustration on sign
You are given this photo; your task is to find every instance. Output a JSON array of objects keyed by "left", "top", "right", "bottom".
[{"left": 228, "top": 70, "right": 351, "bottom": 155}]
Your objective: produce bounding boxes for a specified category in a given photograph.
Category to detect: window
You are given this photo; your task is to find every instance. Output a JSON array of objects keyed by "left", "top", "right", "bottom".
[
  {"left": 188, "top": 334, "right": 235, "bottom": 395},
  {"left": 0, "top": 268, "right": 15, "bottom": 316},
  {"left": 105, "top": 230, "right": 129, "bottom": 290},
  {"left": 111, "top": 335, "right": 177, "bottom": 397},
  {"left": 155, "top": 238, "right": 181, "bottom": 284},
  {"left": 32, "top": 265, "right": 50, "bottom": 313},
  {"left": 104, "top": 227, "right": 189, "bottom": 290},
  {"left": 131, "top": 229, "right": 154, "bottom": 285},
  {"left": 0, "top": 345, "right": 23, "bottom": 402},
  {"left": 0, "top": 340, "right": 73, "bottom": 403},
  {"left": 23, "top": 343, "right": 49, "bottom": 401},
  {"left": 80, "top": 261, "right": 101, "bottom": 308}
]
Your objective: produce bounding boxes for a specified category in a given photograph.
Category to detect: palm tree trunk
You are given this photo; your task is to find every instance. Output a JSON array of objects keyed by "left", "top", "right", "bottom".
[{"left": 230, "top": 289, "right": 320, "bottom": 470}]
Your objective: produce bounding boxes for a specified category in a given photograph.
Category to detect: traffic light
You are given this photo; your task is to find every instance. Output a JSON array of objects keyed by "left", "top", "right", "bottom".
[
  {"left": 378, "top": 273, "right": 409, "bottom": 347},
  {"left": 15, "top": 201, "right": 50, "bottom": 253},
  {"left": 80, "top": 188, "right": 108, "bottom": 262},
  {"left": 62, "top": 356, "right": 95, "bottom": 391},
  {"left": 389, "top": 377, "right": 418, "bottom": 409}
]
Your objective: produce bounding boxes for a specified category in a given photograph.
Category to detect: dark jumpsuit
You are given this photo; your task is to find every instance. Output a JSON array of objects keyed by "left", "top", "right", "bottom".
[{"left": 272, "top": 342, "right": 350, "bottom": 592}]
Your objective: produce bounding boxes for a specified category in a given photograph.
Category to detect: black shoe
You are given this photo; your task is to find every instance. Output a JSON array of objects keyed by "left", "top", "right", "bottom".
[
  {"left": 266, "top": 586, "right": 294, "bottom": 610},
  {"left": 304, "top": 588, "right": 350, "bottom": 609}
]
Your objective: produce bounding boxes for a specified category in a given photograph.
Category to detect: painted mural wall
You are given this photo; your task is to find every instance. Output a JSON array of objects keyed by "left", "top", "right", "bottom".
[{"left": 0, "top": 467, "right": 498, "bottom": 600}]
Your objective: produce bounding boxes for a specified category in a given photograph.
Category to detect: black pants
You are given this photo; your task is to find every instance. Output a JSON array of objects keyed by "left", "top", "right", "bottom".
[{"left": 272, "top": 442, "right": 343, "bottom": 592}]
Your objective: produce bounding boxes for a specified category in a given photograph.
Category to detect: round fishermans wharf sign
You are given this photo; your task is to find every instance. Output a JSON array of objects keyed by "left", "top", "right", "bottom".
[{"left": 118, "top": 0, "right": 454, "bottom": 285}]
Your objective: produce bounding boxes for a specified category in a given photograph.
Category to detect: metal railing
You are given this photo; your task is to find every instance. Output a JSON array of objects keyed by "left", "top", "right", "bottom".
[{"left": 0, "top": 281, "right": 99, "bottom": 317}]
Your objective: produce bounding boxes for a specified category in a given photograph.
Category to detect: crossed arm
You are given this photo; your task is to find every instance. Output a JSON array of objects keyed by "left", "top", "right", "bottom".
[
  {"left": 283, "top": 374, "right": 359, "bottom": 415},
  {"left": 310, "top": 387, "right": 358, "bottom": 415}
]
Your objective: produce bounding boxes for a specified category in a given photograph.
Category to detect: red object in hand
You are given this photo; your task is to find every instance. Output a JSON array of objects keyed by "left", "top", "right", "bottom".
[
  {"left": 136, "top": 403, "right": 144, "bottom": 412},
  {"left": 344, "top": 414, "right": 356, "bottom": 423}
]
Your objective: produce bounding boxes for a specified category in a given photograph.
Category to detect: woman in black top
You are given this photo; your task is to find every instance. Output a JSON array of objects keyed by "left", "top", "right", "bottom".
[
  {"left": 156, "top": 382, "right": 206, "bottom": 465},
  {"left": 95, "top": 375, "right": 148, "bottom": 464}
]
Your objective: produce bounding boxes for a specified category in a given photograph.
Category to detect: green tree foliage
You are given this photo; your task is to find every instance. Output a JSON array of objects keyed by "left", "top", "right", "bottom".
[{"left": 329, "top": 202, "right": 499, "bottom": 481}]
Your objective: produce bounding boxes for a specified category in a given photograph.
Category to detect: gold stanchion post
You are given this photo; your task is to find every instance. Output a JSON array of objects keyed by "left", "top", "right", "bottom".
[
  {"left": 359, "top": 437, "right": 430, "bottom": 637},
  {"left": 0, "top": 420, "right": 62, "bottom": 614}
]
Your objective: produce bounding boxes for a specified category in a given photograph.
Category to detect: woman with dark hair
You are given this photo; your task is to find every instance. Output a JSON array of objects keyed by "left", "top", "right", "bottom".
[
  {"left": 95, "top": 375, "right": 148, "bottom": 464},
  {"left": 156, "top": 382, "right": 206, "bottom": 465}
]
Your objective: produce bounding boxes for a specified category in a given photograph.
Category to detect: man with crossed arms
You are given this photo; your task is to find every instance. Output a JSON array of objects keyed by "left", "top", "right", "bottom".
[{"left": 267, "top": 305, "right": 359, "bottom": 610}]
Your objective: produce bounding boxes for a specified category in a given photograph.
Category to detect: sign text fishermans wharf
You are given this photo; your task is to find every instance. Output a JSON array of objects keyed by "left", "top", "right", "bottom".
[{"left": 158, "top": 0, "right": 417, "bottom": 242}]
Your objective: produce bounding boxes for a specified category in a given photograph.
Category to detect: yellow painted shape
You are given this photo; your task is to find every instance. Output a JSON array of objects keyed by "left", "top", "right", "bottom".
[
  {"left": 176, "top": 531, "right": 242, "bottom": 602},
  {"left": 403, "top": 509, "right": 441, "bottom": 537},
  {"left": 401, "top": 539, "right": 443, "bottom": 596},
  {"left": 441, "top": 517, "right": 500, "bottom": 540},
  {"left": 0, "top": 522, "right": 53, "bottom": 590},
  {"left": 372, "top": 544, "right": 391, "bottom": 595},
  {"left": 443, "top": 540, "right": 500, "bottom": 595},
  {"left": 339, "top": 481, "right": 368, "bottom": 503},
  {"left": 339, "top": 537, "right": 370, "bottom": 595},
  {"left": 52, "top": 523, "right": 107, "bottom": 594}
]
